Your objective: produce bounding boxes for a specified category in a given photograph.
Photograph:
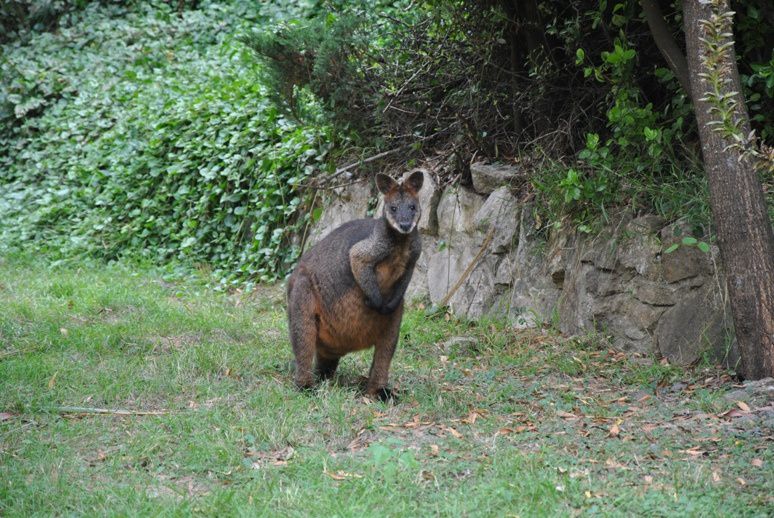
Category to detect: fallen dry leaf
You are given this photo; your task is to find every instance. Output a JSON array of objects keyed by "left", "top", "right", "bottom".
[
  {"left": 324, "top": 468, "right": 362, "bottom": 481},
  {"left": 429, "top": 444, "right": 440, "bottom": 457},
  {"left": 48, "top": 371, "right": 58, "bottom": 389},
  {"left": 245, "top": 446, "right": 294, "bottom": 469},
  {"left": 680, "top": 448, "right": 706, "bottom": 457},
  {"left": 60, "top": 328, "right": 68, "bottom": 337},
  {"left": 751, "top": 458, "right": 763, "bottom": 468},
  {"left": 736, "top": 477, "right": 746, "bottom": 486},
  {"left": 556, "top": 410, "right": 578, "bottom": 419},
  {"left": 404, "top": 415, "right": 421, "bottom": 428},
  {"left": 736, "top": 401, "right": 751, "bottom": 413},
  {"left": 605, "top": 458, "right": 627, "bottom": 470},
  {"left": 0, "top": 412, "right": 14, "bottom": 421},
  {"left": 608, "top": 421, "right": 621, "bottom": 438},
  {"left": 712, "top": 470, "right": 721, "bottom": 482},
  {"left": 718, "top": 408, "right": 748, "bottom": 419},
  {"left": 445, "top": 426, "right": 463, "bottom": 439}
]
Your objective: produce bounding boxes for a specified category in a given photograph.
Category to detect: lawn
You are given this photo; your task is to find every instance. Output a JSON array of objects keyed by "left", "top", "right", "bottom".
[{"left": 0, "top": 255, "right": 772, "bottom": 516}]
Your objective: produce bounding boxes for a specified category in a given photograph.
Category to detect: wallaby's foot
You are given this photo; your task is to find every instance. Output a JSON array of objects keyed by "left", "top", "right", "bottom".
[
  {"left": 367, "top": 386, "right": 398, "bottom": 403},
  {"left": 294, "top": 368, "right": 315, "bottom": 392},
  {"left": 315, "top": 355, "right": 340, "bottom": 381}
]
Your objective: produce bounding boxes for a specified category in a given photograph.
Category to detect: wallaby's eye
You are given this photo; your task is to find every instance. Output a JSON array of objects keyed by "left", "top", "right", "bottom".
[
  {"left": 410, "top": 204, "right": 416, "bottom": 211},
  {"left": 390, "top": 206, "right": 397, "bottom": 213}
]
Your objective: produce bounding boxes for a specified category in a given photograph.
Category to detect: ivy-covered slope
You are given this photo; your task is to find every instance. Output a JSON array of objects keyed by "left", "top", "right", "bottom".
[{"left": 0, "top": 1, "right": 332, "bottom": 283}]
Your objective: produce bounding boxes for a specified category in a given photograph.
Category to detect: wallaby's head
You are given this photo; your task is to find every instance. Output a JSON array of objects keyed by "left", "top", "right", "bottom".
[{"left": 376, "top": 171, "right": 424, "bottom": 235}]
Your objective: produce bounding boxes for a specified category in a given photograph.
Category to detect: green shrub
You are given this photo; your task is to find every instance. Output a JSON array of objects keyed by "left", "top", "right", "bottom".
[{"left": 0, "top": 1, "right": 334, "bottom": 282}]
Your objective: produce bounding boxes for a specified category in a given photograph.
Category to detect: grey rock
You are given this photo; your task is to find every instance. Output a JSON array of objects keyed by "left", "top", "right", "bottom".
[
  {"left": 405, "top": 236, "right": 436, "bottom": 301},
  {"left": 474, "top": 186, "right": 520, "bottom": 253},
  {"left": 412, "top": 170, "right": 442, "bottom": 235},
  {"left": 494, "top": 256, "right": 513, "bottom": 286},
  {"left": 559, "top": 263, "right": 599, "bottom": 335},
  {"left": 743, "top": 378, "right": 774, "bottom": 402},
  {"left": 594, "top": 308, "right": 658, "bottom": 354},
  {"left": 545, "top": 228, "right": 572, "bottom": 288},
  {"left": 426, "top": 237, "right": 473, "bottom": 305},
  {"left": 621, "top": 297, "right": 667, "bottom": 330},
  {"left": 626, "top": 215, "right": 665, "bottom": 234},
  {"left": 660, "top": 222, "right": 713, "bottom": 283},
  {"left": 655, "top": 286, "right": 730, "bottom": 365},
  {"left": 724, "top": 389, "right": 751, "bottom": 403},
  {"left": 436, "top": 187, "right": 486, "bottom": 236},
  {"left": 491, "top": 208, "right": 561, "bottom": 327},
  {"left": 618, "top": 232, "right": 662, "bottom": 278},
  {"left": 580, "top": 236, "right": 619, "bottom": 271},
  {"left": 632, "top": 278, "right": 676, "bottom": 306},
  {"left": 451, "top": 254, "right": 499, "bottom": 319},
  {"left": 586, "top": 269, "right": 619, "bottom": 297},
  {"left": 307, "top": 180, "right": 372, "bottom": 247},
  {"left": 470, "top": 162, "right": 521, "bottom": 194},
  {"left": 661, "top": 245, "right": 712, "bottom": 283}
]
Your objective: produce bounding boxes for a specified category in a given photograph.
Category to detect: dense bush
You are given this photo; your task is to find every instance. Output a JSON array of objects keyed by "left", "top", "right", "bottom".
[
  {"left": 246, "top": 0, "right": 773, "bottom": 229},
  {"left": 1, "top": 0, "right": 771, "bottom": 281},
  {"left": 0, "top": 1, "right": 334, "bottom": 283}
]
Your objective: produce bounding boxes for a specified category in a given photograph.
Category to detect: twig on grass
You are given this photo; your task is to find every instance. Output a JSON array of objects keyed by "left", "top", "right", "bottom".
[{"left": 52, "top": 406, "right": 169, "bottom": 416}]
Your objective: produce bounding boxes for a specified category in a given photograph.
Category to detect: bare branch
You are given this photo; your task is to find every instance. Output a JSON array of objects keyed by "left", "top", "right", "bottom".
[{"left": 640, "top": 0, "right": 692, "bottom": 97}]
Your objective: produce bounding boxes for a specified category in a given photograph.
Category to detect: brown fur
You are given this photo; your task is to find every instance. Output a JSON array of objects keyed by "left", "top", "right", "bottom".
[{"left": 286, "top": 172, "right": 423, "bottom": 399}]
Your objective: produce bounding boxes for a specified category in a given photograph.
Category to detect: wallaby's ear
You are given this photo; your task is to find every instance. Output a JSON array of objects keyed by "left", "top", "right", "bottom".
[
  {"left": 404, "top": 170, "right": 424, "bottom": 193},
  {"left": 376, "top": 173, "right": 398, "bottom": 194}
]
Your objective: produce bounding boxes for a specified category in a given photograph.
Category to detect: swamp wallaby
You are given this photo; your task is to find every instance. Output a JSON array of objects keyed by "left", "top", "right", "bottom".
[{"left": 286, "top": 171, "right": 424, "bottom": 400}]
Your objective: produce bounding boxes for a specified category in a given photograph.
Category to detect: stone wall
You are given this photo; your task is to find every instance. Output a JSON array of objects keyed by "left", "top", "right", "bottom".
[{"left": 307, "top": 165, "right": 737, "bottom": 367}]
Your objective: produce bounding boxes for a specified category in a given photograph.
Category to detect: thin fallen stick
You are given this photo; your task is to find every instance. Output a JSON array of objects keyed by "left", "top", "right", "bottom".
[
  {"left": 331, "top": 146, "right": 410, "bottom": 178},
  {"left": 52, "top": 406, "right": 169, "bottom": 416},
  {"left": 427, "top": 225, "right": 496, "bottom": 315}
]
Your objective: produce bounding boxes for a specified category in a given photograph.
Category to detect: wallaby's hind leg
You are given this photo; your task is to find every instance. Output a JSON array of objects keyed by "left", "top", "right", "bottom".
[
  {"left": 288, "top": 273, "right": 317, "bottom": 390},
  {"left": 366, "top": 306, "right": 404, "bottom": 400},
  {"left": 315, "top": 352, "right": 340, "bottom": 381}
]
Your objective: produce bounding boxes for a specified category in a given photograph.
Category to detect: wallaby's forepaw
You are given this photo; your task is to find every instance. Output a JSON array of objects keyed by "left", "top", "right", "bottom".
[
  {"left": 376, "top": 304, "right": 395, "bottom": 315},
  {"left": 363, "top": 295, "right": 384, "bottom": 312}
]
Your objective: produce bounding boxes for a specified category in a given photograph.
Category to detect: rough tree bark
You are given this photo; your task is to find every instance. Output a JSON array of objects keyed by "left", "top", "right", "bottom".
[{"left": 683, "top": 0, "right": 774, "bottom": 379}]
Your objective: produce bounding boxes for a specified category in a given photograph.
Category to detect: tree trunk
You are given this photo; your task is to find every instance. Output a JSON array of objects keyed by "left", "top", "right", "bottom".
[
  {"left": 640, "top": 0, "right": 691, "bottom": 97},
  {"left": 683, "top": 0, "right": 774, "bottom": 379}
]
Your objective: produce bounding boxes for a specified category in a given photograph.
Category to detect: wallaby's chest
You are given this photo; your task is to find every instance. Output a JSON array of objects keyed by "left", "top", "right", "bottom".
[{"left": 375, "top": 243, "right": 413, "bottom": 291}]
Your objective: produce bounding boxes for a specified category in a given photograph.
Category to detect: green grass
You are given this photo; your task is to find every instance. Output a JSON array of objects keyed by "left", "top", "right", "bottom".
[{"left": 1, "top": 255, "right": 772, "bottom": 516}]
